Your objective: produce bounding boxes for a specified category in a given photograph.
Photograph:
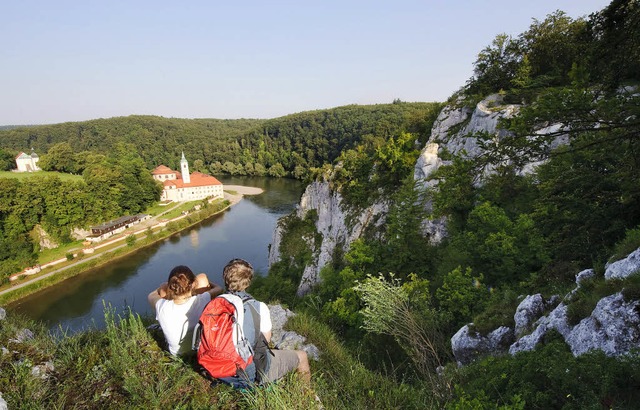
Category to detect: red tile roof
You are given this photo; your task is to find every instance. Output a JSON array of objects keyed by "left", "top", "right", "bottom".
[
  {"left": 152, "top": 165, "right": 175, "bottom": 175},
  {"left": 162, "top": 171, "right": 222, "bottom": 188}
]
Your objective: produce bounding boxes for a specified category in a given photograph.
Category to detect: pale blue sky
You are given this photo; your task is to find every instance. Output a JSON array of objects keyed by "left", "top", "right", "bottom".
[{"left": 1, "top": 0, "right": 611, "bottom": 125}]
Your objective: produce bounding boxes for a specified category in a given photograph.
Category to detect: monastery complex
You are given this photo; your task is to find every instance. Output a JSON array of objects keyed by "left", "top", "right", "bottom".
[{"left": 152, "top": 153, "right": 224, "bottom": 202}]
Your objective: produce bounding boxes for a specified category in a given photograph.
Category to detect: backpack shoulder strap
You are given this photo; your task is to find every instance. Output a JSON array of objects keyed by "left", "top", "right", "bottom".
[{"left": 219, "top": 294, "right": 244, "bottom": 327}]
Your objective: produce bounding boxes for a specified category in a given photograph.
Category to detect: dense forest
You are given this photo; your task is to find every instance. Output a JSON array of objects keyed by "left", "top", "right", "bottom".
[
  {"left": 0, "top": 102, "right": 439, "bottom": 180},
  {"left": 253, "top": 1, "right": 640, "bottom": 408}
]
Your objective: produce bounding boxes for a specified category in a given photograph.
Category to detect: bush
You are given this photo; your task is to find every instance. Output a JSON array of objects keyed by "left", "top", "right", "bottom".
[
  {"left": 454, "top": 332, "right": 640, "bottom": 409},
  {"left": 610, "top": 227, "right": 640, "bottom": 263},
  {"left": 65, "top": 252, "right": 74, "bottom": 261},
  {"left": 126, "top": 234, "right": 136, "bottom": 247}
]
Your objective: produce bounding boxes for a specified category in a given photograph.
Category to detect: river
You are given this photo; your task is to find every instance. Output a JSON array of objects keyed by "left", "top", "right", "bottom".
[{"left": 9, "top": 176, "right": 304, "bottom": 333}]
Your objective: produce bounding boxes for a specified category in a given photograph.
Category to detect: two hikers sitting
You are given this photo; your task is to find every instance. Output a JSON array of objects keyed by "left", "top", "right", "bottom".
[{"left": 148, "top": 259, "right": 310, "bottom": 387}]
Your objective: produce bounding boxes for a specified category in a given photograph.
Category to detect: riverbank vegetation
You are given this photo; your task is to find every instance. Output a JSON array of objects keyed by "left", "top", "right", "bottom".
[
  {"left": 0, "top": 198, "right": 230, "bottom": 305},
  {"left": 0, "top": 145, "right": 161, "bottom": 284}
]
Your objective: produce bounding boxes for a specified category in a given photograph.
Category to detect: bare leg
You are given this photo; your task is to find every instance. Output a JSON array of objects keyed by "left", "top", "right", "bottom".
[{"left": 295, "top": 350, "right": 311, "bottom": 383}]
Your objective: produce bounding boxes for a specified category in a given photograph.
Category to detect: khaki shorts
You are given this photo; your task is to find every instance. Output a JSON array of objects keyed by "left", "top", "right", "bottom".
[{"left": 262, "top": 349, "right": 299, "bottom": 382}]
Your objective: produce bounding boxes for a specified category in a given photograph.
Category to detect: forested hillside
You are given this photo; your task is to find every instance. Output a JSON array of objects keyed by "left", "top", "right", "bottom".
[
  {"left": 0, "top": 103, "right": 439, "bottom": 179},
  {"left": 258, "top": 1, "right": 640, "bottom": 407}
]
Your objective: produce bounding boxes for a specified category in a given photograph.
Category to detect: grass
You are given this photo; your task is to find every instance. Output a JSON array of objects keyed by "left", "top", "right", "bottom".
[
  {"left": 0, "top": 305, "right": 441, "bottom": 409},
  {"left": 36, "top": 240, "right": 84, "bottom": 265},
  {"left": 143, "top": 201, "right": 178, "bottom": 217},
  {"left": 159, "top": 201, "right": 203, "bottom": 220},
  {"left": 0, "top": 170, "right": 83, "bottom": 182}
]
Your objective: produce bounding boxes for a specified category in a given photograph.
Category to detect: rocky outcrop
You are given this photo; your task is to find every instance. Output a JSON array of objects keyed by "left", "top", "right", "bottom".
[
  {"left": 605, "top": 248, "right": 640, "bottom": 280},
  {"left": 452, "top": 247, "right": 640, "bottom": 365},
  {"left": 269, "top": 181, "right": 388, "bottom": 296},
  {"left": 451, "top": 325, "right": 514, "bottom": 366},
  {"left": 31, "top": 224, "right": 58, "bottom": 250},
  {"left": 269, "top": 304, "right": 320, "bottom": 360},
  {"left": 566, "top": 293, "right": 640, "bottom": 356}
]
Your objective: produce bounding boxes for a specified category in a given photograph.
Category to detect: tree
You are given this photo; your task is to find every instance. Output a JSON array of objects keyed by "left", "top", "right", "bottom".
[
  {"left": 0, "top": 149, "right": 15, "bottom": 171},
  {"left": 267, "top": 163, "right": 286, "bottom": 177},
  {"left": 39, "top": 142, "right": 77, "bottom": 173},
  {"left": 468, "top": 33, "right": 521, "bottom": 94}
]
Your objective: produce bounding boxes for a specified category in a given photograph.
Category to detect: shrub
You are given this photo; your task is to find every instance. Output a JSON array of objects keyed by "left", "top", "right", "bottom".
[
  {"left": 610, "top": 226, "right": 640, "bottom": 263},
  {"left": 65, "top": 252, "right": 74, "bottom": 261},
  {"left": 354, "top": 274, "right": 447, "bottom": 396},
  {"left": 126, "top": 234, "right": 136, "bottom": 247},
  {"left": 453, "top": 332, "right": 640, "bottom": 409}
]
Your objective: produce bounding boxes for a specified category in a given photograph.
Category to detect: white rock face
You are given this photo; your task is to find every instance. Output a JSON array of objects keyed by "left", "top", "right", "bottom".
[
  {"left": 270, "top": 181, "right": 388, "bottom": 296},
  {"left": 33, "top": 224, "right": 58, "bottom": 250},
  {"left": 414, "top": 143, "right": 442, "bottom": 182},
  {"left": 0, "top": 307, "right": 5, "bottom": 321},
  {"left": 566, "top": 293, "right": 640, "bottom": 356},
  {"left": 0, "top": 392, "right": 7, "bottom": 410},
  {"left": 268, "top": 222, "right": 284, "bottom": 267},
  {"left": 605, "top": 247, "right": 640, "bottom": 280}
]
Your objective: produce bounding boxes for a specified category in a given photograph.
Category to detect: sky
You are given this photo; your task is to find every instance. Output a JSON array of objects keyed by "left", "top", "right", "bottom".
[{"left": 1, "top": 0, "right": 612, "bottom": 125}]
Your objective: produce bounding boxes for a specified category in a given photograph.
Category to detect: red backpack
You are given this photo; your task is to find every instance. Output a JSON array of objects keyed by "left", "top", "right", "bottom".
[{"left": 194, "top": 294, "right": 254, "bottom": 381}]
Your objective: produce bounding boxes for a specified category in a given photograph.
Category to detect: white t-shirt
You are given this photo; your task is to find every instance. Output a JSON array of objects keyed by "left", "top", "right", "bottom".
[
  {"left": 156, "top": 293, "right": 212, "bottom": 356},
  {"left": 256, "top": 301, "right": 272, "bottom": 334}
]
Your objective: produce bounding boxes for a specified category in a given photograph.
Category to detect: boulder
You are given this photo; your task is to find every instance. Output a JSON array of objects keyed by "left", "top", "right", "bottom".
[
  {"left": 451, "top": 325, "right": 514, "bottom": 366},
  {"left": 605, "top": 248, "right": 640, "bottom": 280},
  {"left": 575, "top": 269, "right": 596, "bottom": 286},
  {"left": 513, "top": 294, "right": 545, "bottom": 336},
  {"left": 0, "top": 392, "right": 7, "bottom": 410},
  {"left": 0, "top": 307, "right": 5, "bottom": 321},
  {"left": 268, "top": 304, "right": 320, "bottom": 360},
  {"left": 509, "top": 303, "right": 572, "bottom": 355},
  {"left": 9, "top": 329, "right": 34, "bottom": 344},
  {"left": 31, "top": 361, "right": 55, "bottom": 379},
  {"left": 565, "top": 293, "right": 640, "bottom": 356}
]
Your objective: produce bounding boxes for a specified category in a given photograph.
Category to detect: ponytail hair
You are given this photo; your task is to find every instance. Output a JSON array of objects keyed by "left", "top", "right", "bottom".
[{"left": 166, "top": 265, "right": 196, "bottom": 300}]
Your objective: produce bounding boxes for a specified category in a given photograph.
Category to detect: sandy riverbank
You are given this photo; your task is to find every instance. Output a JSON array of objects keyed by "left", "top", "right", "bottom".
[{"left": 223, "top": 185, "right": 264, "bottom": 205}]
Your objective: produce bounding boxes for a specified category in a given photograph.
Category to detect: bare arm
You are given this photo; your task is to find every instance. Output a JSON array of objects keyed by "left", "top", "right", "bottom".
[
  {"left": 148, "top": 282, "right": 168, "bottom": 312},
  {"left": 193, "top": 273, "right": 223, "bottom": 298}
]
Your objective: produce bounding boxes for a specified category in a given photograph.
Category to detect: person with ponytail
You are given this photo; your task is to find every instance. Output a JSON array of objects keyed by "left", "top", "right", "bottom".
[{"left": 148, "top": 265, "right": 223, "bottom": 357}]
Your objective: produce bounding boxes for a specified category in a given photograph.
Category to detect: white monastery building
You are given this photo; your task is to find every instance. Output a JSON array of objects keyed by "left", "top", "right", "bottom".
[
  {"left": 15, "top": 149, "right": 41, "bottom": 172},
  {"left": 152, "top": 153, "right": 224, "bottom": 202}
]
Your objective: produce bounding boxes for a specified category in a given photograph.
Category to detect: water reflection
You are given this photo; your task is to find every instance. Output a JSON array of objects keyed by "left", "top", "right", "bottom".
[
  {"left": 9, "top": 177, "right": 304, "bottom": 333},
  {"left": 190, "top": 229, "right": 200, "bottom": 248}
]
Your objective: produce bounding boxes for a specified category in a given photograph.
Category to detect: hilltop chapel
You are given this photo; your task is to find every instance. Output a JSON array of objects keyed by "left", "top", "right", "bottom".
[
  {"left": 152, "top": 153, "right": 224, "bottom": 202},
  {"left": 15, "top": 149, "right": 41, "bottom": 172}
]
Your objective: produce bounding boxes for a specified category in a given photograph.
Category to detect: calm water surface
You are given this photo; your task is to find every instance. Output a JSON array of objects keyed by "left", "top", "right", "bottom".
[{"left": 9, "top": 176, "right": 304, "bottom": 333}]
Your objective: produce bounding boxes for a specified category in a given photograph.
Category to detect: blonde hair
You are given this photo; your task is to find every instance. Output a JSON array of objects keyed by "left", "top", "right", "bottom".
[
  {"left": 223, "top": 258, "right": 254, "bottom": 291},
  {"left": 166, "top": 265, "right": 195, "bottom": 299}
]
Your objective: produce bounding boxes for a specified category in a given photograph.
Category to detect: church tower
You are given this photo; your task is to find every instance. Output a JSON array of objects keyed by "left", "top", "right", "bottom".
[{"left": 180, "top": 152, "right": 191, "bottom": 184}]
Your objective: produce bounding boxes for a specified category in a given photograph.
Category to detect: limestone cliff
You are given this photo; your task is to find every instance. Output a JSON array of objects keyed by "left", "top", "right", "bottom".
[
  {"left": 269, "top": 181, "right": 388, "bottom": 296},
  {"left": 270, "top": 94, "right": 567, "bottom": 295}
]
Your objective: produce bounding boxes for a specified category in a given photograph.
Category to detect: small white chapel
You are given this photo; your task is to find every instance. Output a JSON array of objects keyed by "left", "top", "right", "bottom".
[
  {"left": 15, "top": 149, "right": 41, "bottom": 172},
  {"left": 152, "top": 153, "right": 224, "bottom": 202}
]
